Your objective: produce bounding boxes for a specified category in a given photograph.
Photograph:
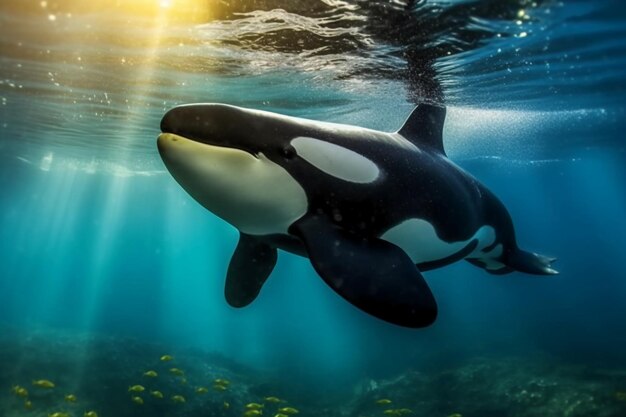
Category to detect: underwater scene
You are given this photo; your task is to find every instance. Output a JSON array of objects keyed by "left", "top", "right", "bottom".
[{"left": 1, "top": 0, "right": 626, "bottom": 416}]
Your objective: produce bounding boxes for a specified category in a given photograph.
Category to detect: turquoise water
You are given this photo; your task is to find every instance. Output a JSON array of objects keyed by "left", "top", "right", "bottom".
[{"left": 1, "top": 1, "right": 626, "bottom": 416}]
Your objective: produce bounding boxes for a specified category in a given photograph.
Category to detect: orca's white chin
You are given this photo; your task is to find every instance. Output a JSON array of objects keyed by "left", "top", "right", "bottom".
[{"left": 157, "top": 133, "right": 307, "bottom": 236}]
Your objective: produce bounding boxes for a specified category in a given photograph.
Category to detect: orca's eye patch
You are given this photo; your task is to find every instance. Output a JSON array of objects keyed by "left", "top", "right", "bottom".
[
  {"left": 290, "top": 136, "right": 380, "bottom": 183},
  {"left": 281, "top": 145, "right": 297, "bottom": 160}
]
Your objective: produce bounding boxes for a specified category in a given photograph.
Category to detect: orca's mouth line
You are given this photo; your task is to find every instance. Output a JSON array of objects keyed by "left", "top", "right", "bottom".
[
  {"left": 159, "top": 128, "right": 217, "bottom": 146},
  {"left": 158, "top": 131, "right": 260, "bottom": 159}
]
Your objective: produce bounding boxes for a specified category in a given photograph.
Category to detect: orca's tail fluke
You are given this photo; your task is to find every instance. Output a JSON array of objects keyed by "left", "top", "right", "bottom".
[{"left": 505, "top": 249, "right": 559, "bottom": 275}]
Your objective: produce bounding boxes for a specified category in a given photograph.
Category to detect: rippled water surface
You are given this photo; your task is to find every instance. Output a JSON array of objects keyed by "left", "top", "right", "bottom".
[
  {"left": 0, "top": 1, "right": 625, "bottom": 415},
  {"left": 1, "top": 0, "right": 624, "bottom": 165}
]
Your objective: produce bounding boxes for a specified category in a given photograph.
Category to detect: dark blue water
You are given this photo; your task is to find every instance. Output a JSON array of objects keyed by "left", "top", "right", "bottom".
[{"left": 1, "top": 1, "right": 625, "bottom": 416}]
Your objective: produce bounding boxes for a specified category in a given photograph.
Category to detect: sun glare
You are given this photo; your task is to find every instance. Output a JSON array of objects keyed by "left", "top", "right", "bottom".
[
  {"left": 125, "top": 0, "right": 214, "bottom": 22},
  {"left": 36, "top": 0, "right": 216, "bottom": 23}
]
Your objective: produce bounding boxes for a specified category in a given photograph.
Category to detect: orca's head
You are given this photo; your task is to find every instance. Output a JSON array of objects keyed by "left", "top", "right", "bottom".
[
  {"left": 158, "top": 103, "right": 382, "bottom": 234},
  {"left": 157, "top": 104, "right": 308, "bottom": 235}
]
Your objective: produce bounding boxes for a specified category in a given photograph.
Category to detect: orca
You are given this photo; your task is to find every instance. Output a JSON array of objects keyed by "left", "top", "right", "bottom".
[{"left": 157, "top": 103, "right": 557, "bottom": 328}]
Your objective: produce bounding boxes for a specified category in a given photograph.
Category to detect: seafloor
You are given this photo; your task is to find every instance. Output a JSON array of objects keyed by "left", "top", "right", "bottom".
[{"left": 1, "top": 327, "right": 625, "bottom": 417}]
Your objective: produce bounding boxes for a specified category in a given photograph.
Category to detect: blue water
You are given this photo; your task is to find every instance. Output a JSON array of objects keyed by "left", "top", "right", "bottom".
[{"left": 1, "top": 0, "right": 626, "bottom": 414}]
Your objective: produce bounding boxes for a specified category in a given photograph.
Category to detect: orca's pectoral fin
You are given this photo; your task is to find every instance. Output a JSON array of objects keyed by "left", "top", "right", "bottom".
[
  {"left": 506, "top": 249, "right": 559, "bottom": 275},
  {"left": 225, "top": 233, "right": 277, "bottom": 308},
  {"left": 290, "top": 215, "right": 438, "bottom": 328}
]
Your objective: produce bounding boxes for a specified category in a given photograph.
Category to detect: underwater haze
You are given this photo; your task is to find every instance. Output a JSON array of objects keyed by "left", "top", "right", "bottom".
[{"left": 1, "top": 1, "right": 626, "bottom": 416}]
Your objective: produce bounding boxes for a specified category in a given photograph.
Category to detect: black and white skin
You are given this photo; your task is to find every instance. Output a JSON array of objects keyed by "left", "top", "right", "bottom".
[{"left": 157, "top": 103, "right": 557, "bottom": 328}]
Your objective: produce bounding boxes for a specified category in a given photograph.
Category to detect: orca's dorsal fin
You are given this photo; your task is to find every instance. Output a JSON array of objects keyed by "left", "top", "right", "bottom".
[{"left": 397, "top": 104, "right": 446, "bottom": 155}]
